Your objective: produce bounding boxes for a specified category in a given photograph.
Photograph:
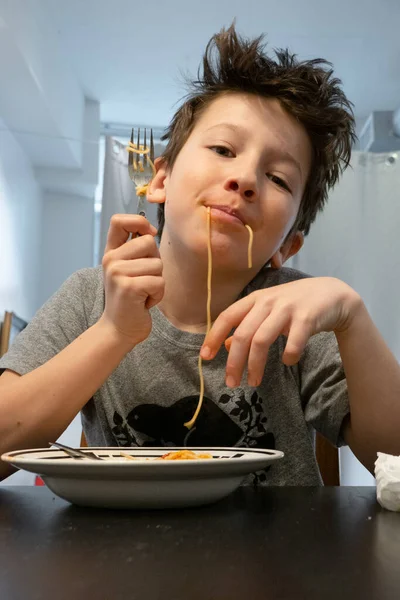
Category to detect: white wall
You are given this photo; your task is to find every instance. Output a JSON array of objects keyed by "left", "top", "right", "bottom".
[
  {"left": 0, "top": 121, "right": 42, "bottom": 321},
  {"left": 38, "top": 192, "right": 94, "bottom": 308},
  {"left": 0, "top": 121, "right": 44, "bottom": 485}
]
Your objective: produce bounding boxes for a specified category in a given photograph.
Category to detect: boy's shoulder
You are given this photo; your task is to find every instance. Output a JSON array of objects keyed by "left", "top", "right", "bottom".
[
  {"left": 68, "top": 263, "right": 104, "bottom": 308},
  {"left": 243, "top": 266, "right": 310, "bottom": 296},
  {"left": 50, "top": 265, "right": 104, "bottom": 320},
  {"left": 62, "top": 265, "right": 104, "bottom": 297},
  {"left": 72, "top": 264, "right": 103, "bottom": 285}
]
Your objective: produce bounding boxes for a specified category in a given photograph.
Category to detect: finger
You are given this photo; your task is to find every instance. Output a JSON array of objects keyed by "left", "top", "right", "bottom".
[
  {"left": 105, "top": 214, "right": 158, "bottom": 252},
  {"left": 282, "top": 319, "right": 312, "bottom": 365},
  {"left": 201, "top": 295, "right": 257, "bottom": 359},
  {"left": 223, "top": 308, "right": 272, "bottom": 387},
  {"left": 106, "top": 258, "right": 163, "bottom": 278},
  {"left": 225, "top": 336, "right": 233, "bottom": 352},
  {"left": 146, "top": 287, "right": 165, "bottom": 309},
  {"left": 145, "top": 280, "right": 165, "bottom": 309},
  {"left": 247, "top": 311, "right": 290, "bottom": 386},
  {"left": 106, "top": 235, "right": 160, "bottom": 261},
  {"left": 115, "top": 275, "right": 165, "bottom": 308}
]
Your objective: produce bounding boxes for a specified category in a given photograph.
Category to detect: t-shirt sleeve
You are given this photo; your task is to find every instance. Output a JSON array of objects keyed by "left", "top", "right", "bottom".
[
  {"left": 299, "top": 331, "right": 350, "bottom": 448},
  {"left": 0, "top": 269, "right": 98, "bottom": 376}
]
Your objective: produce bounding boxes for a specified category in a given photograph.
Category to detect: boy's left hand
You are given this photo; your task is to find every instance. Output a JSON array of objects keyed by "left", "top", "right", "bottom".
[{"left": 200, "top": 277, "right": 362, "bottom": 388}]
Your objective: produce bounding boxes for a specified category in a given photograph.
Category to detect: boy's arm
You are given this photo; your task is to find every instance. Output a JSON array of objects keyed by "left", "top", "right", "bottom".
[
  {"left": 336, "top": 302, "right": 400, "bottom": 473},
  {"left": 202, "top": 276, "right": 400, "bottom": 474},
  {"left": 0, "top": 214, "right": 164, "bottom": 480},
  {"left": 0, "top": 321, "right": 134, "bottom": 480}
]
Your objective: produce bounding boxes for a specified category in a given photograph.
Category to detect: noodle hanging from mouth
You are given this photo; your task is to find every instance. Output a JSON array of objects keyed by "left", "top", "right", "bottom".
[
  {"left": 184, "top": 207, "right": 213, "bottom": 430},
  {"left": 245, "top": 224, "right": 253, "bottom": 268},
  {"left": 184, "top": 209, "right": 254, "bottom": 430}
]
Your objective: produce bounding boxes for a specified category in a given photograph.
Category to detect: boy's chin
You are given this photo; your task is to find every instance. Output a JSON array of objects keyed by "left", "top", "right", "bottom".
[
  {"left": 212, "top": 258, "right": 249, "bottom": 273},
  {"left": 200, "top": 239, "right": 249, "bottom": 272},
  {"left": 209, "top": 232, "right": 246, "bottom": 259},
  {"left": 171, "top": 229, "right": 251, "bottom": 271}
]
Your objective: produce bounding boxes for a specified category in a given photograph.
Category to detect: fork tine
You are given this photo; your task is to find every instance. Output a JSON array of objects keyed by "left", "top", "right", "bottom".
[
  {"left": 128, "top": 128, "right": 134, "bottom": 167},
  {"left": 150, "top": 128, "right": 154, "bottom": 164},
  {"left": 143, "top": 128, "right": 147, "bottom": 167},
  {"left": 137, "top": 127, "right": 141, "bottom": 170},
  {"left": 127, "top": 124, "right": 153, "bottom": 191}
]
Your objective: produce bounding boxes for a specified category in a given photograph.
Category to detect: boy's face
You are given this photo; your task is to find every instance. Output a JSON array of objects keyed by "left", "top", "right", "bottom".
[{"left": 149, "top": 92, "right": 312, "bottom": 272}]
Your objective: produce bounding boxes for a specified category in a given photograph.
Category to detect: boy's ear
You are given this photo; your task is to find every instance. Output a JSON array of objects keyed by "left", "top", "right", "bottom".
[
  {"left": 146, "top": 156, "right": 168, "bottom": 204},
  {"left": 270, "top": 231, "right": 304, "bottom": 269}
]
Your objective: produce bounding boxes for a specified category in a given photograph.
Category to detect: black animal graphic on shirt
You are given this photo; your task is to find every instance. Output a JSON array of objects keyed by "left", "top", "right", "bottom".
[{"left": 111, "top": 389, "right": 275, "bottom": 484}]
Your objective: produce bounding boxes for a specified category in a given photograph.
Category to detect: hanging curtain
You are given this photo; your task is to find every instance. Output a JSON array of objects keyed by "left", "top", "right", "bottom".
[
  {"left": 289, "top": 149, "right": 400, "bottom": 485},
  {"left": 291, "top": 150, "right": 400, "bottom": 359}
]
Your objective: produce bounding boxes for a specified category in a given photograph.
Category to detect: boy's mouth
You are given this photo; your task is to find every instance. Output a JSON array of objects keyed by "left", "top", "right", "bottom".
[{"left": 207, "top": 205, "right": 245, "bottom": 226}]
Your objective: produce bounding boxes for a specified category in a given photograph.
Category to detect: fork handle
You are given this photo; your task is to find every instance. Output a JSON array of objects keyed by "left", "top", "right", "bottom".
[{"left": 135, "top": 211, "right": 146, "bottom": 237}]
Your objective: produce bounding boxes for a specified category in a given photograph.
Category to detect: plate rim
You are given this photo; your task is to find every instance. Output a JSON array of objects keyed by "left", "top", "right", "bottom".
[{"left": 2, "top": 446, "right": 284, "bottom": 467}]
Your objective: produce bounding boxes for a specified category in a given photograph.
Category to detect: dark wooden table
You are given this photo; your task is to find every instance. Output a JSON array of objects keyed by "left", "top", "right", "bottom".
[{"left": 0, "top": 486, "right": 399, "bottom": 600}]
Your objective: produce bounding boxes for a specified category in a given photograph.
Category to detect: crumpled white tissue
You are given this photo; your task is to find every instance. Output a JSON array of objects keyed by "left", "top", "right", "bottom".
[{"left": 375, "top": 452, "right": 400, "bottom": 512}]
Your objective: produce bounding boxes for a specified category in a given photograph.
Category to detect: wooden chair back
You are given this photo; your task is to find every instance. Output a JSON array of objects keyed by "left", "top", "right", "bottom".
[
  {"left": 315, "top": 432, "right": 340, "bottom": 485},
  {"left": 0, "top": 311, "right": 28, "bottom": 358}
]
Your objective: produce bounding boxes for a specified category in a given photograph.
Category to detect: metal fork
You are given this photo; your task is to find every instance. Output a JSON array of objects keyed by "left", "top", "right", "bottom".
[
  {"left": 127, "top": 127, "right": 155, "bottom": 218},
  {"left": 49, "top": 441, "right": 104, "bottom": 461}
]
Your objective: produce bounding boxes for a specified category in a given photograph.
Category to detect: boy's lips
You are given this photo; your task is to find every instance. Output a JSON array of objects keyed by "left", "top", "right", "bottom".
[{"left": 207, "top": 205, "right": 246, "bottom": 226}]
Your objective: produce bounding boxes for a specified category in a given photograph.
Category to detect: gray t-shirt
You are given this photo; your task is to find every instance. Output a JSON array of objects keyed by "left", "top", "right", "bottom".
[{"left": 0, "top": 265, "right": 349, "bottom": 485}]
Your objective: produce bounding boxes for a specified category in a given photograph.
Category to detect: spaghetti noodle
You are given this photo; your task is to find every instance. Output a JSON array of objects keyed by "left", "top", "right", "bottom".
[
  {"left": 184, "top": 208, "right": 254, "bottom": 430},
  {"left": 184, "top": 207, "right": 213, "bottom": 429},
  {"left": 119, "top": 450, "right": 212, "bottom": 461},
  {"left": 245, "top": 224, "right": 253, "bottom": 268}
]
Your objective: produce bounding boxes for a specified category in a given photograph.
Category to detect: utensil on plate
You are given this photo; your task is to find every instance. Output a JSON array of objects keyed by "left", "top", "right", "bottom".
[{"left": 49, "top": 441, "right": 104, "bottom": 461}]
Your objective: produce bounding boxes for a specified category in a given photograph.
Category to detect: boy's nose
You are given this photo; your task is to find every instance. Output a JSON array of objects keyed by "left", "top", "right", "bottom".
[{"left": 226, "top": 178, "right": 256, "bottom": 200}]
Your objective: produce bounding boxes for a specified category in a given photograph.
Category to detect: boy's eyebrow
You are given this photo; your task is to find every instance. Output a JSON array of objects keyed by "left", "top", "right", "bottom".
[{"left": 204, "top": 122, "right": 303, "bottom": 181}]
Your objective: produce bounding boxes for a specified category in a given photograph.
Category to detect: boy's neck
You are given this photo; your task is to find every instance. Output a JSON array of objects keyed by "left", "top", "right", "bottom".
[{"left": 157, "top": 236, "right": 253, "bottom": 334}]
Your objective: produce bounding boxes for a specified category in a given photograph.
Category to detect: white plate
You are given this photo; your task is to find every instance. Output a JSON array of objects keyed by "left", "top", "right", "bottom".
[{"left": 1, "top": 447, "right": 284, "bottom": 509}]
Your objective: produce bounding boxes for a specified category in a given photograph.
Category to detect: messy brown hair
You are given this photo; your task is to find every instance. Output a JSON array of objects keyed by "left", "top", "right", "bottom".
[{"left": 157, "top": 24, "right": 356, "bottom": 238}]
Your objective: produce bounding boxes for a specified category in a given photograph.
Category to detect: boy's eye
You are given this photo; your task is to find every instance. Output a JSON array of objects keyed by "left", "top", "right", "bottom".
[
  {"left": 267, "top": 173, "right": 291, "bottom": 193},
  {"left": 209, "top": 145, "right": 234, "bottom": 158}
]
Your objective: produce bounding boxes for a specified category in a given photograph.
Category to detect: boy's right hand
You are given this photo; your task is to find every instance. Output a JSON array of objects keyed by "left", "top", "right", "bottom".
[{"left": 99, "top": 214, "right": 164, "bottom": 347}]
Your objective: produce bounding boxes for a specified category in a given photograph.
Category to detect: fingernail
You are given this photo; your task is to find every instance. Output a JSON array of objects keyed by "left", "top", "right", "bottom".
[
  {"left": 226, "top": 376, "right": 237, "bottom": 388},
  {"left": 201, "top": 346, "right": 212, "bottom": 359}
]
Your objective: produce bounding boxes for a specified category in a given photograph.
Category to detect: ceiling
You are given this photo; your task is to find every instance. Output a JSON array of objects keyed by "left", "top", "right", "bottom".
[{"left": 41, "top": 0, "right": 400, "bottom": 128}]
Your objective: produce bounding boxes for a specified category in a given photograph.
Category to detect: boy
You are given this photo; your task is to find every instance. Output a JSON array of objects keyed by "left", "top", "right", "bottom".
[{"left": 1, "top": 25, "right": 399, "bottom": 484}]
